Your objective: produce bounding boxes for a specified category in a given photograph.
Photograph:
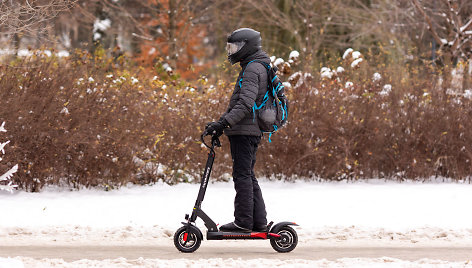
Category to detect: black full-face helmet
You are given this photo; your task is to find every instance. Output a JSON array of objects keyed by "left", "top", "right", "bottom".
[{"left": 226, "top": 28, "right": 262, "bottom": 65}]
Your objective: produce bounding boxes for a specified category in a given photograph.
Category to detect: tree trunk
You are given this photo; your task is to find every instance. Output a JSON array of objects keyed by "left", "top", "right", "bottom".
[
  {"left": 13, "top": 33, "right": 20, "bottom": 53},
  {"left": 464, "top": 59, "right": 471, "bottom": 90},
  {"left": 168, "top": 0, "right": 177, "bottom": 68},
  {"left": 441, "top": 51, "right": 453, "bottom": 92}
]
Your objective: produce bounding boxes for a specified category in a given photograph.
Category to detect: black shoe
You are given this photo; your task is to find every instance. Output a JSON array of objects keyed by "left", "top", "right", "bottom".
[
  {"left": 219, "top": 222, "right": 251, "bottom": 233},
  {"left": 253, "top": 225, "right": 268, "bottom": 232}
]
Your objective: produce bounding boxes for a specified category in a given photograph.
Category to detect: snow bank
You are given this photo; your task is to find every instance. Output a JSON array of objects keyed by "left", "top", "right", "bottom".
[
  {"left": 0, "top": 257, "right": 23, "bottom": 268},
  {"left": 1, "top": 181, "right": 472, "bottom": 246},
  {"left": 2, "top": 256, "right": 470, "bottom": 268},
  {"left": 2, "top": 224, "right": 471, "bottom": 247}
]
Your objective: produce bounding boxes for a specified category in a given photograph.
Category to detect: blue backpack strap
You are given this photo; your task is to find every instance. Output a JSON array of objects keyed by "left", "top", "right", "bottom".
[
  {"left": 253, "top": 60, "right": 284, "bottom": 98},
  {"left": 239, "top": 60, "right": 270, "bottom": 121},
  {"left": 267, "top": 125, "right": 279, "bottom": 143}
]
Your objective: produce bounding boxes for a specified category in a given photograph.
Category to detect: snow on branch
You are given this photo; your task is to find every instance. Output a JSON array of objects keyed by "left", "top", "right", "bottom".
[
  {"left": 0, "top": 122, "right": 18, "bottom": 193},
  {"left": 460, "top": 18, "right": 472, "bottom": 33},
  {"left": 0, "top": 140, "right": 10, "bottom": 154},
  {"left": 0, "top": 165, "right": 18, "bottom": 182},
  {"left": 0, "top": 180, "right": 18, "bottom": 193}
]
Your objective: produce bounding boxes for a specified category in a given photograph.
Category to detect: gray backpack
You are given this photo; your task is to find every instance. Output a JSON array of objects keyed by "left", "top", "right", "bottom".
[{"left": 240, "top": 60, "right": 289, "bottom": 142}]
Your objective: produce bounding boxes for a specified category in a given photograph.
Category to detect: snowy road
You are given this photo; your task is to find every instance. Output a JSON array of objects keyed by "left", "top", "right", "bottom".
[{"left": 1, "top": 243, "right": 472, "bottom": 262}]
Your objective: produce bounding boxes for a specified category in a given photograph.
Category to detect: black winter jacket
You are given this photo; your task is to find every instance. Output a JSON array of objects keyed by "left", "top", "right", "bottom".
[{"left": 221, "top": 50, "right": 271, "bottom": 136}]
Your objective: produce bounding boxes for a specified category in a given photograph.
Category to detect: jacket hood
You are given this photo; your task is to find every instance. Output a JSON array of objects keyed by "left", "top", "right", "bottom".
[{"left": 240, "top": 50, "right": 271, "bottom": 69}]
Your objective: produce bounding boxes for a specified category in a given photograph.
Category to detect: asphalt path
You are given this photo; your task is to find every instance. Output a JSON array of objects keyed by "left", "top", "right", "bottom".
[{"left": 1, "top": 242, "right": 471, "bottom": 262}]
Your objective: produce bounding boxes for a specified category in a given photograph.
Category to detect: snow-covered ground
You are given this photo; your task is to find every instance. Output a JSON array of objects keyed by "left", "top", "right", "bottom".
[
  {"left": 1, "top": 256, "right": 471, "bottom": 268},
  {"left": 1, "top": 180, "right": 472, "bottom": 267}
]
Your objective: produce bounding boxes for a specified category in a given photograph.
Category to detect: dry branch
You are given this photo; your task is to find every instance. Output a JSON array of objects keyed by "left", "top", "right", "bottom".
[{"left": 0, "top": 0, "right": 77, "bottom": 36}]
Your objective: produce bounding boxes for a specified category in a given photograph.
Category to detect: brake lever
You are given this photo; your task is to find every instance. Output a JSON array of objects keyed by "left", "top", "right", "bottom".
[
  {"left": 212, "top": 136, "right": 221, "bottom": 148},
  {"left": 201, "top": 134, "right": 221, "bottom": 149}
]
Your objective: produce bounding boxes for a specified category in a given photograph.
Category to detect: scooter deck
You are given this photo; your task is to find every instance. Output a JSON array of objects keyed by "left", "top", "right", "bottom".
[{"left": 206, "top": 231, "right": 280, "bottom": 240}]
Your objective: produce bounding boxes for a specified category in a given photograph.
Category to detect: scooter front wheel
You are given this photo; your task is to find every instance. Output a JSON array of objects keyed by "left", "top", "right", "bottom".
[
  {"left": 270, "top": 226, "right": 298, "bottom": 253},
  {"left": 174, "top": 226, "right": 201, "bottom": 253}
]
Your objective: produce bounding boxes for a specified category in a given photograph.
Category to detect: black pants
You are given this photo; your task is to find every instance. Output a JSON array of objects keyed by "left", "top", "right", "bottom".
[{"left": 228, "top": 135, "right": 267, "bottom": 229}]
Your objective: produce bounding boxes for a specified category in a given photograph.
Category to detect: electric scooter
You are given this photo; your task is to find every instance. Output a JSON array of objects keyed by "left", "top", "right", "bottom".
[{"left": 173, "top": 134, "right": 298, "bottom": 253}]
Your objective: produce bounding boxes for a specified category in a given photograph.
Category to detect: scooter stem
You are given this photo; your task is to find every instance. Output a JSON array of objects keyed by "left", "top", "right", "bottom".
[{"left": 189, "top": 135, "right": 221, "bottom": 224}]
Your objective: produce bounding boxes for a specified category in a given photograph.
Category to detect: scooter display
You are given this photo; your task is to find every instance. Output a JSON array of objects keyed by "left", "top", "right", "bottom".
[{"left": 173, "top": 134, "right": 298, "bottom": 253}]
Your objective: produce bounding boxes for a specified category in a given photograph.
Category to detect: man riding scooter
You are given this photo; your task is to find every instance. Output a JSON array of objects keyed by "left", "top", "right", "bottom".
[
  {"left": 204, "top": 28, "right": 272, "bottom": 233},
  {"left": 173, "top": 28, "right": 297, "bottom": 253}
]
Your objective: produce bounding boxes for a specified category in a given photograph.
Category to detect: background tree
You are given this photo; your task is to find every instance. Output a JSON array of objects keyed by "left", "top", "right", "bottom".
[
  {"left": 410, "top": 0, "right": 472, "bottom": 90},
  {"left": 132, "top": 0, "right": 210, "bottom": 78},
  {"left": 0, "top": 0, "right": 77, "bottom": 53}
]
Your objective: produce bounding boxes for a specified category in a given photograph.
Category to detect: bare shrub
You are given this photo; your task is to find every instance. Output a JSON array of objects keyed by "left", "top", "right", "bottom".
[
  {"left": 257, "top": 50, "right": 472, "bottom": 182},
  {"left": 2, "top": 47, "right": 472, "bottom": 191},
  {"left": 0, "top": 51, "right": 162, "bottom": 190},
  {"left": 0, "top": 49, "right": 236, "bottom": 191}
]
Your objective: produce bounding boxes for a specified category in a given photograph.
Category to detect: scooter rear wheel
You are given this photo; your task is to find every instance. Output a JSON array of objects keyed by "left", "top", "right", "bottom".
[
  {"left": 174, "top": 226, "right": 201, "bottom": 253},
  {"left": 270, "top": 226, "right": 298, "bottom": 253}
]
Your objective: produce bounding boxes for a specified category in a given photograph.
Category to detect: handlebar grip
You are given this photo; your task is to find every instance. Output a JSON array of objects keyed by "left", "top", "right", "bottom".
[{"left": 202, "top": 134, "right": 221, "bottom": 149}]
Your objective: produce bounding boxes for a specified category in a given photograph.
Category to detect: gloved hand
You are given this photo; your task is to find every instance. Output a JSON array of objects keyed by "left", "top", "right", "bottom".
[{"left": 203, "top": 119, "right": 229, "bottom": 137}]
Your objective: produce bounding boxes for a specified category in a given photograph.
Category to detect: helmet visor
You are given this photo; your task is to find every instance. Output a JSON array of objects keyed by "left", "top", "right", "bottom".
[{"left": 226, "top": 41, "right": 245, "bottom": 56}]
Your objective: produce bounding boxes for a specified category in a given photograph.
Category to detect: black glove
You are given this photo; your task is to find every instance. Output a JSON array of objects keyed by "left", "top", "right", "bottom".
[{"left": 203, "top": 119, "right": 229, "bottom": 137}]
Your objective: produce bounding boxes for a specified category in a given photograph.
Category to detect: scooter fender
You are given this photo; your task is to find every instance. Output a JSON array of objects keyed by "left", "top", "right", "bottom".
[
  {"left": 181, "top": 222, "right": 204, "bottom": 240},
  {"left": 269, "top": 221, "right": 299, "bottom": 234}
]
